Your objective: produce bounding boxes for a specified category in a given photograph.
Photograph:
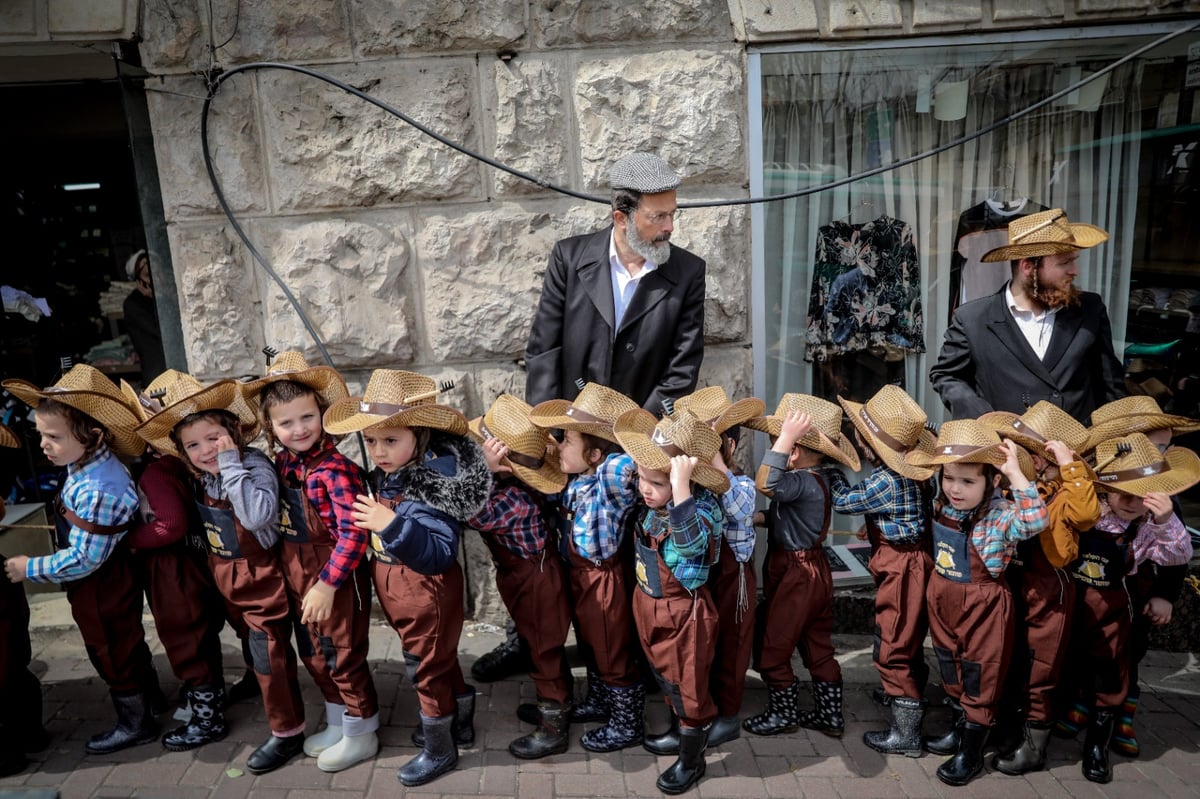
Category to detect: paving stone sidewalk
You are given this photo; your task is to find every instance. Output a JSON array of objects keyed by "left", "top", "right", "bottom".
[{"left": 2, "top": 594, "right": 1199, "bottom": 799}]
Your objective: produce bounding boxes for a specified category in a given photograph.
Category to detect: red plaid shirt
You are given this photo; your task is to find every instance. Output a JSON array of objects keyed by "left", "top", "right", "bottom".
[
  {"left": 469, "top": 477, "right": 548, "bottom": 559},
  {"left": 277, "top": 438, "right": 368, "bottom": 589}
]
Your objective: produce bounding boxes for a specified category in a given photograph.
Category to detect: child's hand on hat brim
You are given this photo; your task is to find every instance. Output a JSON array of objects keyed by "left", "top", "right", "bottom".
[
  {"left": 670, "top": 455, "right": 697, "bottom": 504},
  {"left": 777, "top": 411, "right": 812, "bottom": 450},
  {"left": 997, "top": 440, "right": 1030, "bottom": 490},
  {"left": 352, "top": 494, "right": 394, "bottom": 532},
  {"left": 481, "top": 437, "right": 512, "bottom": 475},
  {"left": 1143, "top": 491, "right": 1173, "bottom": 525},
  {"left": 1043, "top": 440, "right": 1074, "bottom": 468}
]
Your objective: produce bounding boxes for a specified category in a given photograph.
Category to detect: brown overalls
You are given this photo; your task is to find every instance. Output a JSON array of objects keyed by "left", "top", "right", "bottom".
[
  {"left": 865, "top": 518, "right": 932, "bottom": 700},
  {"left": 757, "top": 475, "right": 840, "bottom": 689},
  {"left": 54, "top": 498, "right": 153, "bottom": 695},
  {"left": 631, "top": 521, "right": 718, "bottom": 727},
  {"left": 926, "top": 509, "right": 1014, "bottom": 727},
  {"left": 371, "top": 497, "right": 468, "bottom": 718},
  {"left": 197, "top": 495, "right": 305, "bottom": 733},
  {"left": 1066, "top": 526, "right": 1134, "bottom": 710},
  {"left": 706, "top": 536, "right": 756, "bottom": 717},
  {"left": 278, "top": 471, "right": 378, "bottom": 720}
]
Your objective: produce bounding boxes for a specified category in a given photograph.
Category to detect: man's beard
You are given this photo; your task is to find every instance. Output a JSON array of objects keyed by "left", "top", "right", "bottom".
[
  {"left": 1026, "top": 268, "right": 1081, "bottom": 309},
  {"left": 624, "top": 223, "right": 671, "bottom": 265}
]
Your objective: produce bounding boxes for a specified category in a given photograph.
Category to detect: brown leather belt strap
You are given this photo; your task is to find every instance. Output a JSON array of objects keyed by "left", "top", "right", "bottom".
[
  {"left": 1096, "top": 460, "right": 1170, "bottom": 484},
  {"left": 58, "top": 505, "right": 132, "bottom": 536}
]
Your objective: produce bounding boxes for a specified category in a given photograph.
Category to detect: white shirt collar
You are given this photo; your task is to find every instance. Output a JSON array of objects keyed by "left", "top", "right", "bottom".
[{"left": 608, "top": 229, "right": 658, "bottom": 278}]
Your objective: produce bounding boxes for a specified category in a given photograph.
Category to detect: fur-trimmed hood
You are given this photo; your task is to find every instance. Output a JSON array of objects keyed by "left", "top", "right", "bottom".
[{"left": 374, "top": 431, "right": 492, "bottom": 522}]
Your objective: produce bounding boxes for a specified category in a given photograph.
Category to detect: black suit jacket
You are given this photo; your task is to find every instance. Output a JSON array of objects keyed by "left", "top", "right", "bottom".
[
  {"left": 930, "top": 289, "right": 1124, "bottom": 422},
  {"left": 524, "top": 226, "right": 706, "bottom": 411}
]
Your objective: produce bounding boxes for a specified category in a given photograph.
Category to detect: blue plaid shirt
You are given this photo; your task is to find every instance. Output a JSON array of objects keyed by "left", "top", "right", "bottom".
[
  {"left": 638, "top": 490, "right": 723, "bottom": 591},
  {"left": 563, "top": 452, "right": 638, "bottom": 562},
  {"left": 938, "top": 485, "right": 1048, "bottom": 578},
  {"left": 828, "top": 466, "right": 930, "bottom": 543},
  {"left": 26, "top": 444, "right": 139, "bottom": 583},
  {"left": 721, "top": 473, "right": 757, "bottom": 563}
]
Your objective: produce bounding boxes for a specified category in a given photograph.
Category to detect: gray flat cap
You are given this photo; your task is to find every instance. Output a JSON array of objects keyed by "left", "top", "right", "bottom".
[{"left": 609, "top": 153, "right": 680, "bottom": 193}]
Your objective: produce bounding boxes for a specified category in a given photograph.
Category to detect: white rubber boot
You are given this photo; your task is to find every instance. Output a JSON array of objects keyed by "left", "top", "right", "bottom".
[
  {"left": 317, "top": 711, "right": 380, "bottom": 772},
  {"left": 303, "top": 702, "right": 346, "bottom": 757}
]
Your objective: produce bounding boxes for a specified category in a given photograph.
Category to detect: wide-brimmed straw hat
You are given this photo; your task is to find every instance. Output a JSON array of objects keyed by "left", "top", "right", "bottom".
[
  {"left": 4, "top": 365, "right": 145, "bottom": 457},
  {"left": 134, "top": 378, "right": 260, "bottom": 456},
  {"left": 745, "top": 393, "right": 861, "bottom": 470},
  {"left": 838, "top": 386, "right": 935, "bottom": 480},
  {"left": 468, "top": 393, "right": 566, "bottom": 494},
  {"left": 0, "top": 423, "right": 18, "bottom": 449},
  {"left": 1084, "top": 396, "right": 1200, "bottom": 454},
  {"left": 529, "top": 383, "right": 639, "bottom": 445},
  {"left": 673, "top": 386, "right": 765, "bottom": 436},
  {"left": 906, "top": 419, "right": 1035, "bottom": 480},
  {"left": 980, "top": 400, "right": 1091, "bottom": 461},
  {"left": 981, "top": 208, "right": 1109, "bottom": 263},
  {"left": 1092, "top": 433, "right": 1200, "bottom": 497},
  {"left": 242, "top": 350, "right": 348, "bottom": 407},
  {"left": 324, "top": 370, "right": 467, "bottom": 436},
  {"left": 614, "top": 408, "right": 730, "bottom": 495}
]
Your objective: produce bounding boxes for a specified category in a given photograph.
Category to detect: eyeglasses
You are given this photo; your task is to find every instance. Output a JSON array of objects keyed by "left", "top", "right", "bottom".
[{"left": 636, "top": 208, "right": 680, "bottom": 225}]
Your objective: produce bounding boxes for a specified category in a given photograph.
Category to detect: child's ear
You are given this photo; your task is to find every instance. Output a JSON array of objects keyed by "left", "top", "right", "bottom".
[
  {"left": 586, "top": 447, "right": 604, "bottom": 467},
  {"left": 90, "top": 427, "right": 104, "bottom": 445},
  {"left": 992, "top": 472, "right": 1003, "bottom": 489}
]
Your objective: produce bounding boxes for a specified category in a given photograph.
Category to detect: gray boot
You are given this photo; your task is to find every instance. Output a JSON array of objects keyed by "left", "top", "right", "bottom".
[
  {"left": 398, "top": 713, "right": 457, "bottom": 787},
  {"left": 863, "top": 696, "right": 924, "bottom": 757},
  {"left": 86, "top": 692, "right": 158, "bottom": 754},
  {"left": 994, "top": 721, "right": 1051, "bottom": 775},
  {"left": 413, "top": 686, "right": 475, "bottom": 747},
  {"left": 509, "top": 700, "right": 571, "bottom": 759}
]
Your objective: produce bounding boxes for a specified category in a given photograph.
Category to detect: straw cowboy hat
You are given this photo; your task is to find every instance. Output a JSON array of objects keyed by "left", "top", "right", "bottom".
[
  {"left": 980, "top": 400, "right": 1092, "bottom": 461},
  {"left": 243, "top": 350, "right": 349, "bottom": 407},
  {"left": 906, "top": 418, "right": 1035, "bottom": 480},
  {"left": 134, "top": 377, "right": 260, "bottom": 456},
  {"left": 529, "top": 382, "right": 639, "bottom": 445},
  {"left": 4, "top": 365, "right": 145, "bottom": 457},
  {"left": 324, "top": 370, "right": 467, "bottom": 436},
  {"left": 1084, "top": 395, "right": 1200, "bottom": 454},
  {"left": 468, "top": 393, "right": 566, "bottom": 495},
  {"left": 980, "top": 208, "right": 1109, "bottom": 263},
  {"left": 745, "top": 393, "right": 861, "bottom": 470},
  {"left": 837, "top": 385, "right": 935, "bottom": 480},
  {"left": 0, "top": 423, "right": 18, "bottom": 449},
  {"left": 673, "top": 386, "right": 765, "bottom": 436},
  {"left": 614, "top": 408, "right": 730, "bottom": 495},
  {"left": 1092, "top": 433, "right": 1200, "bottom": 497}
]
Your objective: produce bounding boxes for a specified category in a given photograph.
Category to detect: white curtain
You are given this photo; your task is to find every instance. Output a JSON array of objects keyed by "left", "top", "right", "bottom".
[{"left": 760, "top": 42, "right": 1143, "bottom": 424}]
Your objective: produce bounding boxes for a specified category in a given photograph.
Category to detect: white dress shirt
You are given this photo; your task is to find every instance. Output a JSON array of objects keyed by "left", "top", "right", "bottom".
[
  {"left": 1005, "top": 282, "right": 1059, "bottom": 360},
  {"left": 609, "top": 231, "right": 658, "bottom": 333}
]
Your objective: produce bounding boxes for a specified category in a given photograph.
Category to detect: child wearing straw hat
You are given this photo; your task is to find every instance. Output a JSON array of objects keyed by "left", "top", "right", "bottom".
[
  {"left": 977, "top": 401, "right": 1099, "bottom": 776},
  {"left": 1078, "top": 396, "right": 1200, "bottom": 758},
  {"left": 830, "top": 385, "right": 937, "bottom": 757},
  {"left": 119, "top": 372, "right": 231, "bottom": 752},
  {"left": 244, "top": 351, "right": 379, "bottom": 773},
  {"left": 0, "top": 422, "right": 48, "bottom": 777},
  {"left": 326, "top": 369, "right": 490, "bottom": 787},
  {"left": 135, "top": 376, "right": 308, "bottom": 774},
  {"left": 2, "top": 365, "right": 159, "bottom": 755},
  {"left": 673, "top": 386, "right": 765, "bottom": 747},
  {"left": 529, "top": 382, "right": 646, "bottom": 753},
  {"left": 464, "top": 394, "right": 573, "bottom": 760},
  {"left": 904, "top": 420, "right": 1047, "bottom": 787},
  {"left": 1058, "top": 433, "right": 1199, "bottom": 784},
  {"left": 743, "top": 394, "right": 861, "bottom": 740},
  {"left": 609, "top": 408, "right": 728, "bottom": 795}
]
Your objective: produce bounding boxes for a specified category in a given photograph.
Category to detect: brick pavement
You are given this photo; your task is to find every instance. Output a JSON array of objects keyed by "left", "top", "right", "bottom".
[{"left": 2, "top": 598, "right": 1199, "bottom": 799}]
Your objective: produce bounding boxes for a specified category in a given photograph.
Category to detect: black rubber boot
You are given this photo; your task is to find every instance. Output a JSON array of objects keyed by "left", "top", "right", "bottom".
[
  {"left": 470, "top": 636, "right": 530, "bottom": 683},
  {"left": 871, "top": 686, "right": 894, "bottom": 706},
  {"left": 570, "top": 670, "right": 611, "bottom": 724},
  {"left": 657, "top": 724, "right": 709, "bottom": 795},
  {"left": 580, "top": 682, "right": 644, "bottom": 753},
  {"left": 140, "top": 668, "right": 169, "bottom": 716},
  {"left": 399, "top": 713, "right": 458, "bottom": 786},
  {"left": 863, "top": 696, "right": 925, "bottom": 757},
  {"left": 936, "top": 720, "right": 988, "bottom": 787},
  {"left": 509, "top": 700, "right": 571, "bottom": 759},
  {"left": 643, "top": 710, "right": 681, "bottom": 755},
  {"left": 226, "top": 668, "right": 262, "bottom": 706},
  {"left": 413, "top": 686, "right": 476, "bottom": 747},
  {"left": 1082, "top": 710, "right": 1115, "bottom": 784},
  {"left": 85, "top": 692, "right": 159, "bottom": 754},
  {"left": 798, "top": 680, "right": 845, "bottom": 738},
  {"left": 924, "top": 700, "right": 964, "bottom": 755},
  {"left": 246, "top": 732, "right": 305, "bottom": 774},
  {"left": 994, "top": 720, "right": 1051, "bottom": 775},
  {"left": 743, "top": 679, "right": 800, "bottom": 736},
  {"left": 707, "top": 715, "right": 741, "bottom": 747},
  {"left": 162, "top": 685, "right": 229, "bottom": 752}
]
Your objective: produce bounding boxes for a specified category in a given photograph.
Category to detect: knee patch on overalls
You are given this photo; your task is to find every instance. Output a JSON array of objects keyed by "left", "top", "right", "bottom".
[
  {"left": 961, "top": 659, "right": 982, "bottom": 697},
  {"left": 933, "top": 645, "right": 958, "bottom": 686},
  {"left": 318, "top": 635, "right": 338, "bottom": 673},
  {"left": 403, "top": 650, "right": 421, "bottom": 687},
  {"left": 872, "top": 623, "right": 883, "bottom": 664},
  {"left": 248, "top": 630, "right": 272, "bottom": 674},
  {"left": 292, "top": 619, "right": 315, "bottom": 659}
]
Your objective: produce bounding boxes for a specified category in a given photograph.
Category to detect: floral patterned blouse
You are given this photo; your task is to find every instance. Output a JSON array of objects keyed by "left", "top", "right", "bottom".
[{"left": 804, "top": 215, "right": 925, "bottom": 362}]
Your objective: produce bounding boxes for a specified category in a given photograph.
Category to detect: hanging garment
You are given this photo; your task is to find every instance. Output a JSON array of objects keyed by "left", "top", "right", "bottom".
[
  {"left": 805, "top": 216, "right": 925, "bottom": 363},
  {"left": 949, "top": 199, "right": 1048, "bottom": 316}
]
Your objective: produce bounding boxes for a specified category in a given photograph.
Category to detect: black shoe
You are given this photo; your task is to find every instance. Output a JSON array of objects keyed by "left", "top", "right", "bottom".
[
  {"left": 413, "top": 686, "right": 476, "bottom": 748},
  {"left": 936, "top": 721, "right": 988, "bottom": 787},
  {"left": 470, "top": 637, "right": 530, "bottom": 683},
  {"left": 863, "top": 696, "right": 925, "bottom": 757},
  {"left": 643, "top": 713, "right": 680, "bottom": 756},
  {"left": 509, "top": 701, "right": 571, "bottom": 760},
  {"left": 22, "top": 726, "right": 51, "bottom": 753},
  {"left": 163, "top": 685, "right": 229, "bottom": 752},
  {"left": 923, "top": 700, "right": 964, "bottom": 755},
  {"left": 797, "top": 680, "right": 845, "bottom": 739},
  {"left": 399, "top": 713, "right": 457, "bottom": 786},
  {"left": 657, "top": 725, "right": 708, "bottom": 795},
  {"left": 994, "top": 721, "right": 1051, "bottom": 776},
  {"left": 707, "top": 715, "right": 741, "bottom": 747},
  {"left": 1082, "top": 710, "right": 1115, "bottom": 784},
  {"left": 246, "top": 733, "right": 306, "bottom": 774},
  {"left": 743, "top": 680, "right": 800, "bottom": 736},
  {"left": 871, "top": 687, "right": 894, "bottom": 707},
  {"left": 225, "top": 669, "right": 262, "bottom": 706},
  {"left": 86, "top": 692, "right": 159, "bottom": 754}
]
